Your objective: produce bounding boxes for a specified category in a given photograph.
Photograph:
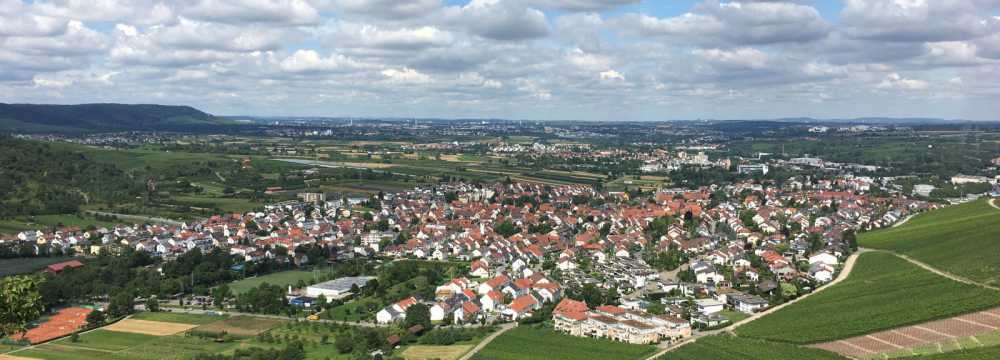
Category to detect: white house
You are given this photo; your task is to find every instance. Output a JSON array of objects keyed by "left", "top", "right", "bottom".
[{"left": 808, "top": 252, "right": 839, "bottom": 267}]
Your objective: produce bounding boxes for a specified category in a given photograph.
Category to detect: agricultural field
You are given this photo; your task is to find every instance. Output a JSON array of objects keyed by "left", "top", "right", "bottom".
[
  {"left": 240, "top": 321, "right": 356, "bottom": 360},
  {"left": 191, "top": 315, "right": 286, "bottom": 337},
  {"left": 882, "top": 330, "right": 1000, "bottom": 359},
  {"left": 227, "top": 270, "right": 322, "bottom": 295},
  {"left": 894, "top": 344, "right": 1000, "bottom": 360},
  {"left": 0, "top": 257, "right": 82, "bottom": 277},
  {"left": 0, "top": 214, "right": 123, "bottom": 234},
  {"left": 12, "top": 333, "right": 241, "bottom": 360},
  {"left": 401, "top": 345, "right": 473, "bottom": 360},
  {"left": 665, "top": 336, "right": 846, "bottom": 360},
  {"left": 736, "top": 252, "right": 1000, "bottom": 344},
  {"left": 129, "top": 311, "right": 227, "bottom": 325},
  {"left": 470, "top": 325, "right": 656, "bottom": 360},
  {"left": 860, "top": 199, "right": 1000, "bottom": 287}
]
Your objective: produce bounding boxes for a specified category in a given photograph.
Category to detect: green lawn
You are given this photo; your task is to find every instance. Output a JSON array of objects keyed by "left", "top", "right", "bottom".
[
  {"left": 0, "top": 257, "right": 83, "bottom": 277},
  {"left": 14, "top": 334, "right": 240, "bottom": 360},
  {"left": 860, "top": 199, "right": 1000, "bottom": 287},
  {"left": 130, "top": 311, "right": 228, "bottom": 325},
  {"left": 719, "top": 309, "right": 750, "bottom": 324},
  {"left": 227, "top": 270, "right": 321, "bottom": 294},
  {"left": 50, "top": 330, "right": 159, "bottom": 351},
  {"left": 665, "top": 335, "right": 845, "bottom": 360},
  {"left": 736, "top": 252, "right": 1000, "bottom": 344},
  {"left": 470, "top": 325, "right": 657, "bottom": 360}
]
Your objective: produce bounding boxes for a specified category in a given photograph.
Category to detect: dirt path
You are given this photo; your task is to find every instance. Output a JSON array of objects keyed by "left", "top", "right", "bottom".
[
  {"left": 884, "top": 251, "right": 1000, "bottom": 291},
  {"left": 892, "top": 214, "right": 915, "bottom": 228},
  {"left": 990, "top": 198, "right": 999, "bottom": 211},
  {"left": 457, "top": 323, "right": 517, "bottom": 360},
  {"left": 641, "top": 250, "right": 868, "bottom": 360}
]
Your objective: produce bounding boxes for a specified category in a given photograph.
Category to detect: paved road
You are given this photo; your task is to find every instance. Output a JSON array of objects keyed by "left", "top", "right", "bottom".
[
  {"left": 641, "top": 249, "right": 868, "bottom": 360},
  {"left": 457, "top": 322, "right": 517, "bottom": 360}
]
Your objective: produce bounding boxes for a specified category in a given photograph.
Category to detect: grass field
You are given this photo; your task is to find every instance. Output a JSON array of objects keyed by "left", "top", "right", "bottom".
[
  {"left": 130, "top": 311, "right": 227, "bottom": 325},
  {"left": 894, "top": 344, "right": 1000, "bottom": 359},
  {"left": 12, "top": 333, "right": 240, "bottom": 360},
  {"left": 860, "top": 199, "right": 1000, "bottom": 287},
  {"left": 227, "top": 270, "right": 321, "bottom": 294},
  {"left": 736, "top": 252, "right": 1000, "bottom": 344},
  {"left": 470, "top": 325, "right": 656, "bottom": 360},
  {"left": 192, "top": 316, "right": 285, "bottom": 337},
  {"left": 0, "top": 214, "right": 123, "bottom": 234},
  {"left": 665, "top": 336, "right": 846, "bottom": 360},
  {"left": 0, "top": 257, "right": 82, "bottom": 277},
  {"left": 50, "top": 330, "right": 158, "bottom": 351}
]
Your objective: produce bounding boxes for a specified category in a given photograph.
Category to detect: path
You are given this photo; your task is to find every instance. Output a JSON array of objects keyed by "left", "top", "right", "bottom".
[
  {"left": 641, "top": 249, "right": 868, "bottom": 360},
  {"left": 892, "top": 214, "right": 915, "bottom": 228},
  {"left": 990, "top": 198, "right": 1000, "bottom": 211},
  {"left": 457, "top": 322, "right": 517, "bottom": 360},
  {"left": 880, "top": 251, "right": 999, "bottom": 291}
]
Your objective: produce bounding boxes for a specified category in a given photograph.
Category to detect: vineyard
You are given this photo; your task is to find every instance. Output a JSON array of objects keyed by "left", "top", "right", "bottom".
[
  {"left": 860, "top": 199, "right": 1000, "bottom": 287},
  {"left": 664, "top": 335, "right": 846, "bottom": 360},
  {"left": 736, "top": 252, "right": 1000, "bottom": 344}
]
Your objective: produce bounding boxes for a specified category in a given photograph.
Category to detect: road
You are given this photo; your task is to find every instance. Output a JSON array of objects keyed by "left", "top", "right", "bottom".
[
  {"left": 641, "top": 249, "right": 868, "bottom": 360},
  {"left": 457, "top": 322, "right": 517, "bottom": 360}
]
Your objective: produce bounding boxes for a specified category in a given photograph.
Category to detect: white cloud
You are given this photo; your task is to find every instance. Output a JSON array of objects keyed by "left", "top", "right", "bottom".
[
  {"left": 693, "top": 48, "right": 769, "bottom": 70},
  {"left": 381, "top": 67, "right": 432, "bottom": 84},
  {"left": 443, "top": 0, "right": 550, "bottom": 41},
  {"left": 877, "top": 73, "right": 929, "bottom": 90},
  {"left": 599, "top": 69, "right": 625, "bottom": 81},
  {"left": 279, "top": 49, "right": 370, "bottom": 73},
  {"left": 184, "top": 0, "right": 320, "bottom": 25}
]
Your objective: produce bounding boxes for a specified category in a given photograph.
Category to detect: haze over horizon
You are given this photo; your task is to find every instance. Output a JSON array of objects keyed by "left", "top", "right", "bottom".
[{"left": 2, "top": 0, "right": 1000, "bottom": 121}]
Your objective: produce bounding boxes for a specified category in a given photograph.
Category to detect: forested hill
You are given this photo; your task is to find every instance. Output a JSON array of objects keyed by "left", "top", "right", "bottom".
[
  {"left": 0, "top": 136, "right": 141, "bottom": 217},
  {"left": 0, "top": 103, "right": 236, "bottom": 133}
]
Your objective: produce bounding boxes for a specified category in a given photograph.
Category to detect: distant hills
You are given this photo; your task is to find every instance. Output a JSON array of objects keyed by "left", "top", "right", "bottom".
[{"left": 0, "top": 103, "right": 236, "bottom": 133}]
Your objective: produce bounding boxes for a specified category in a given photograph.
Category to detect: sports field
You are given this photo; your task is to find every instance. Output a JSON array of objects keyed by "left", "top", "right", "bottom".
[
  {"left": 860, "top": 199, "right": 1000, "bottom": 287},
  {"left": 736, "top": 252, "right": 1000, "bottom": 344},
  {"left": 11, "top": 308, "right": 92, "bottom": 344},
  {"left": 227, "top": 270, "right": 320, "bottom": 294}
]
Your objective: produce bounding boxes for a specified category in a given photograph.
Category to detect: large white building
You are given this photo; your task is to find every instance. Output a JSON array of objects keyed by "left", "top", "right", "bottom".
[{"left": 305, "top": 276, "right": 376, "bottom": 299}]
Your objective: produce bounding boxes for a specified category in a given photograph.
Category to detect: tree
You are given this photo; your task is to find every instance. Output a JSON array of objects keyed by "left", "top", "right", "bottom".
[
  {"left": 404, "top": 303, "right": 432, "bottom": 330},
  {"left": 108, "top": 291, "right": 135, "bottom": 318},
  {"left": 646, "top": 303, "right": 665, "bottom": 315},
  {"left": 146, "top": 297, "right": 160, "bottom": 312},
  {"left": 214, "top": 284, "right": 231, "bottom": 309},
  {"left": 71, "top": 332, "right": 80, "bottom": 342},
  {"left": 86, "top": 310, "right": 106, "bottom": 328},
  {"left": 334, "top": 334, "right": 354, "bottom": 353},
  {"left": 0, "top": 275, "right": 43, "bottom": 337}
]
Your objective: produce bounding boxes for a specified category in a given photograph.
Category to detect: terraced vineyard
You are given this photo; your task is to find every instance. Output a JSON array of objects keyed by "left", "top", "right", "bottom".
[
  {"left": 470, "top": 325, "right": 656, "bottom": 360},
  {"left": 860, "top": 199, "right": 1000, "bottom": 287},
  {"left": 736, "top": 252, "right": 1000, "bottom": 344},
  {"left": 664, "top": 336, "right": 846, "bottom": 360}
]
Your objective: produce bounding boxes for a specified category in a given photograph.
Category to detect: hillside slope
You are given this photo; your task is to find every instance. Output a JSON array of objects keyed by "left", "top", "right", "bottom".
[
  {"left": 0, "top": 103, "right": 234, "bottom": 133},
  {"left": 860, "top": 199, "right": 1000, "bottom": 287}
]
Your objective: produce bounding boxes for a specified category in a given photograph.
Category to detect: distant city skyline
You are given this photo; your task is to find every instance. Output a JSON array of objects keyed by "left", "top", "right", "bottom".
[{"left": 2, "top": 0, "right": 1000, "bottom": 121}]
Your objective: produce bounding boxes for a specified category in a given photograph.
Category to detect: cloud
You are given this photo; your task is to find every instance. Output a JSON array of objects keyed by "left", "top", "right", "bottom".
[
  {"left": 877, "top": 72, "right": 929, "bottom": 90},
  {"left": 693, "top": 47, "right": 769, "bottom": 70},
  {"left": 530, "top": 0, "right": 639, "bottom": 12},
  {"left": 324, "top": 22, "right": 454, "bottom": 51},
  {"left": 279, "top": 49, "right": 371, "bottom": 73},
  {"left": 315, "top": 0, "right": 441, "bottom": 19},
  {"left": 599, "top": 69, "right": 625, "bottom": 81},
  {"left": 184, "top": 0, "right": 320, "bottom": 25},
  {"left": 840, "top": 0, "right": 1000, "bottom": 42},
  {"left": 443, "top": 0, "right": 550, "bottom": 41},
  {"left": 381, "top": 67, "right": 432, "bottom": 83},
  {"left": 618, "top": 1, "right": 831, "bottom": 45}
]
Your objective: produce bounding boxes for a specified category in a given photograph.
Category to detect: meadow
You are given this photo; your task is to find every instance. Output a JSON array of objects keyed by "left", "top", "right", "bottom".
[
  {"left": 12, "top": 333, "right": 240, "bottom": 360},
  {"left": 860, "top": 199, "right": 1000, "bottom": 287},
  {"left": 469, "top": 325, "right": 656, "bottom": 360},
  {"left": 736, "top": 252, "right": 1000, "bottom": 344},
  {"left": 129, "top": 311, "right": 227, "bottom": 325},
  {"left": 226, "top": 270, "right": 322, "bottom": 294},
  {"left": 664, "top": 336, "right": 846, "bottom": 360}
]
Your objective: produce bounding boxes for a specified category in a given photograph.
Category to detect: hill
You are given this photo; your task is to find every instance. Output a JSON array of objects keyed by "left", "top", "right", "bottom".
[
  {"left": 0, "top": 103, "right": 235, "bottom": 133},
  {"left": 0, "top": 136, "right": 141, "bottom": 218},
  {"left": 735, "top": 252, "right": 1000, "bottom": 344},
  {"left": 859, "top": 199, "right": 1000, "bottom": 287}
]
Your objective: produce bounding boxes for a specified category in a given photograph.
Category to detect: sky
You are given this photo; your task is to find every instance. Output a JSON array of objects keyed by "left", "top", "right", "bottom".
[{"left": 2, "top": 0, "right": 1000, "bottom": 121}]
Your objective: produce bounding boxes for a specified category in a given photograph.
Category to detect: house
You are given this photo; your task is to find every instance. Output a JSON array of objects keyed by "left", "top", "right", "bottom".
[
  {"left": 505, "top": 294, "right": 539, "bottom": 319},
  {"left": 808, "top": 252, "right": 839, "bottom": 267},
  {"left": 376, "top": 297, "right": 418, "bottom": 324},
  {"left": 729, "top": 293, "right": 769, "bottom": 314},
  {"left": 694, "top": 298, "right": 724, "bottom": 315}
]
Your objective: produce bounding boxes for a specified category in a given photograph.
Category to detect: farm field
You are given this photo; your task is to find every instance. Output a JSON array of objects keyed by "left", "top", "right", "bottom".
[
  {"left": 101, "top": 319, "right": 197, "bottom": 336},
  {"left": 895, "top": 344, "right": 1000, "bottom": 360},
  {"left": 227, "top": 270, "right": 321, "bottom": 294},
  {"left": 0, "top": 214, "right": 122, "bottom": 234},
  {"left": 664, "top": 335, "right": 846, "bottom": 360},
  {"left": 469, "top": 325, "right": 656, "bottom": 360},
  {"left": 736, "top": 252, "right": 1000, "bottom": 344},
  {"left": 882, "top": 330, "right": 1000, "bottom": 359},
  {"left": 191, "top": 315, "right": 286, "bottom": 337},
  {"left": 860, "top": 199, "right": 1000, "bottom": 287},
  {"left": 401, "top": 345, "right": 473, "bottom": 360},
  {"left": 129, "top": 311, "right": 227, "bottom": 325},
  {"left": 0, "top": 257, "right": 82, "bottom": 277},
  {"left": 12, "top": 333, "right": 241, "bottom": 360}
]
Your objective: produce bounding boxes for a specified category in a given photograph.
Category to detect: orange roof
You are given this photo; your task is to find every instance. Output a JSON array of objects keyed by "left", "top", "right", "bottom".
[
  {"left": 596, "top": 305, "right": 625, "bottom": 315},
  {"left": 553, "top": 298, "right": 589, "bottom": 321},
  {"left": 510, "top": 295, "right": 538, "bottom": 313}
]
